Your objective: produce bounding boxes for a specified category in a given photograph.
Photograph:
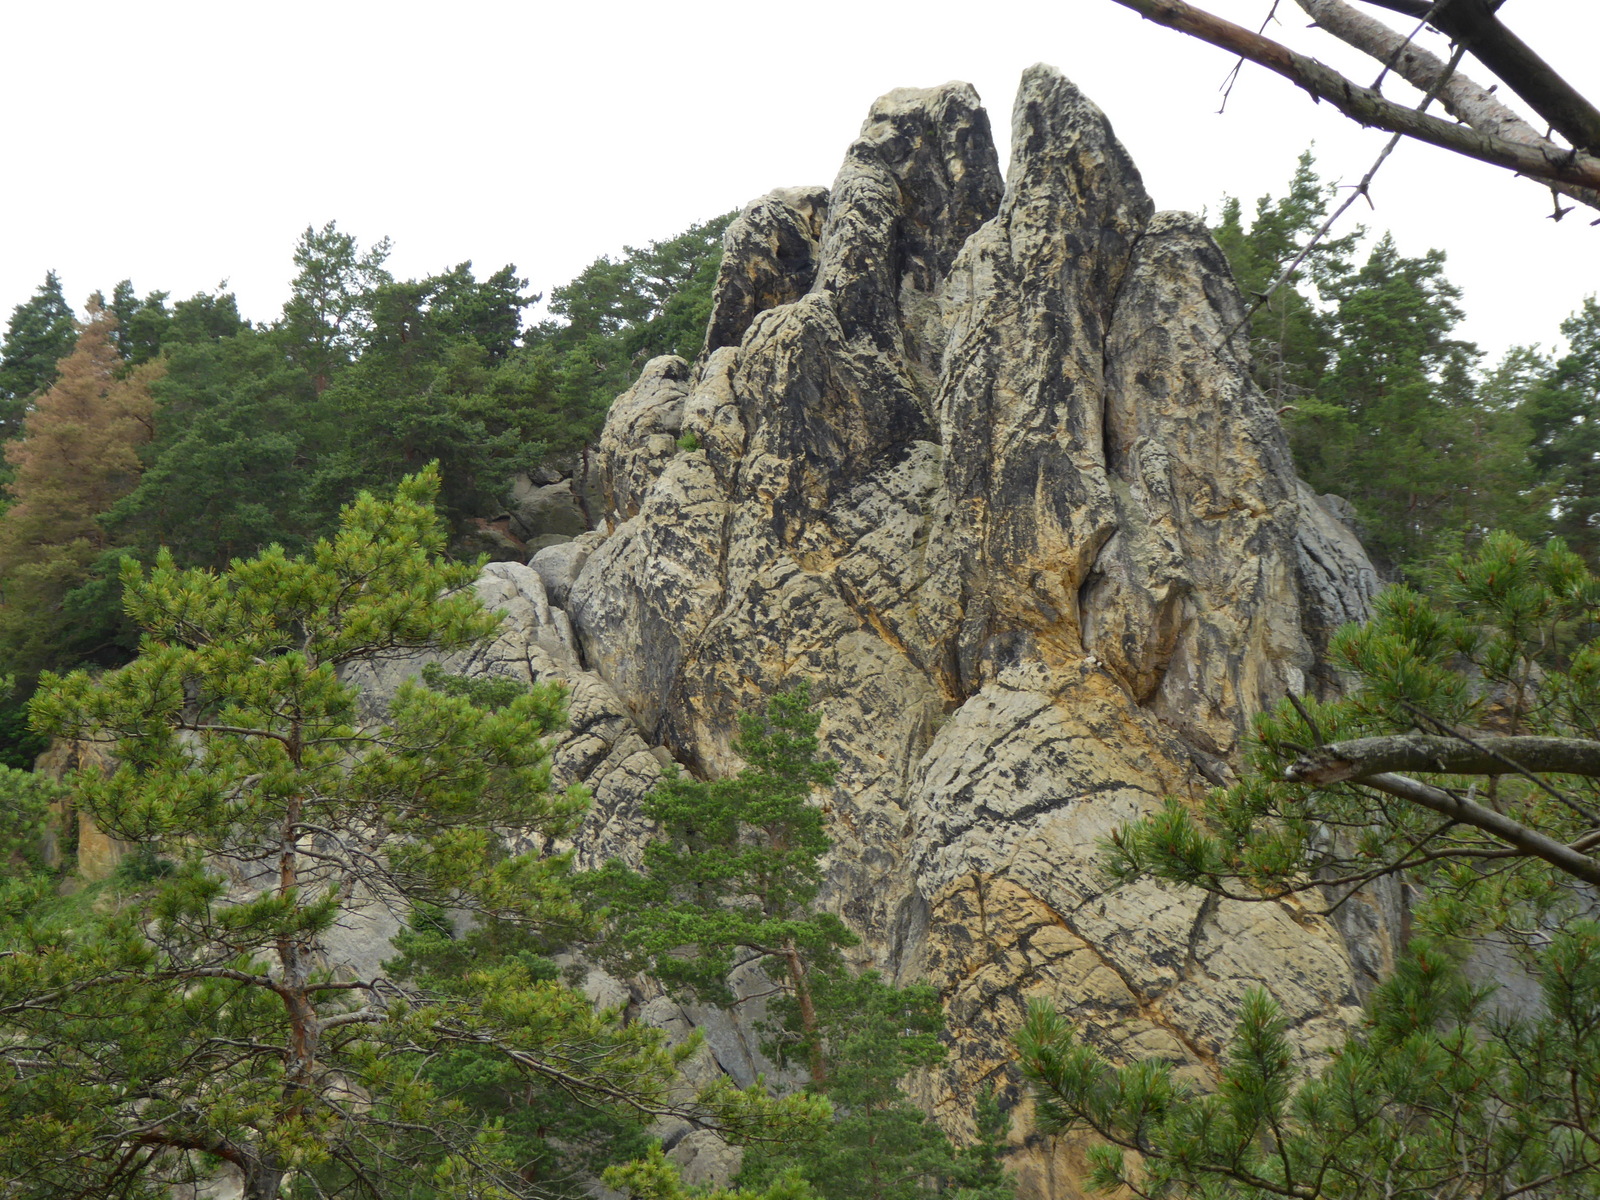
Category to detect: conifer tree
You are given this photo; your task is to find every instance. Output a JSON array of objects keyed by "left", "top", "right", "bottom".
[
  {"left": 527, "top": 213, "right": 733, "bottom": 435},
  {"left": 0, "top": 271, "right": 79, "bottom": 440},
  {"left": 1210, "top": 152, "right": 1357, "bottom": 412},
  {"left": 739, "top": 971, "right": 1014, "bottom": 1200},
  {"left": 588, "top": 687, "right": 1015, "bottom": 1200},
  {"left": 1214, "top": 163, "right": 1540, "bottom": 573},
  {"left": 0, "top": 297, "right": 162, "bottom": 685},
  {"left": 107, "top": 329, "right": 326, "bottom": 569},
  {"left": 278, "top": 221, "right": 394, "bottom": 391},
  {"left": 5, "top": 468, "right": 819, "bottom": 1198},
  {"left": 305, "top": 263, "right": 552, "bottom": 532},
  {"left": 584, "top": 684, "right": 849, "bottom": 1075},
  {"left": 108, "top": 281, "right": 252, "bottom": 366},
  {"left": 1524, "top": 298, "right": 1600, "bottom": 561},
  {"left": 1018, "top": 929, "right": 1600, "bottom": 1200}
]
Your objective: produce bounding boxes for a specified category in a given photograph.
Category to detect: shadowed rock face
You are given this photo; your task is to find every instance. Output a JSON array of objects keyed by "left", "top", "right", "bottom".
[{"left": 368, "top": 66, "right": 1384, "bottom": 1194}]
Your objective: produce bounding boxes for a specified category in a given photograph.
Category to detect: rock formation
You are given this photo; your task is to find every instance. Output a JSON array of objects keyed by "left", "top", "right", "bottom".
[{"left": 364, "top": 64, "right": 1384, "bottom": 1195}]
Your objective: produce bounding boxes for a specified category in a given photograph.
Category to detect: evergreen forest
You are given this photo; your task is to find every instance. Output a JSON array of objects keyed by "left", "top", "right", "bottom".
[{"left": 3, "top": 157, "right": 1600, "bottom": 1198}]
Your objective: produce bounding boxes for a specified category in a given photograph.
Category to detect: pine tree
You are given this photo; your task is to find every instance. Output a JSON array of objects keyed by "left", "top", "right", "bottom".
[
  {"left": 6, "top": 468, "right": 819, "bottom": 1198},
  {"left": 739, "top": 972, "right": 1014, "bottom": 1200},
  {"left": 1213, "top": 165, "right": 1541, "bottom": 575},
  {"left": 0, "top": 297, "right": 162, "bottom": 686},
  {"left": 107, "top": 328, "right": 327, "bottom": 569},
  {"left": 1210, "top": 152, "right": 1358, "bottom": 412},
  {"left": 526, "top": 213, "right": 734, "bottom": 434},
  {"left": 0, "top": 680, "right": 63, "bottom": 860},
  {"left": 1524, "top": 298, "right": 1600, "bottom": 561},
  {"left": 1291, "top": 235, "right": 1483, "bottom": 568},
  {"left": 305, "top": 263, "right": 552, "bottom": 533},
  {"left": 108, "top": 281, "right": 251, "bottom": 366},
  {"left": 278, "top": 221, "right": 394, "bottom": 391},
  {"left": 1018, "top": 929, "right": 1600, "bottom": 1199},
  {"left": 588, "top": 687, "right": 1015, "bottom": 1200},
  {"left": 0, "top": 272, "right": 79, "bottom": 441},
  {"left": 107, "top": 280, "right": 172, "bottom": 365},
  {"left": 584, "top": 684, "right": 849, "bottom": 1076}
]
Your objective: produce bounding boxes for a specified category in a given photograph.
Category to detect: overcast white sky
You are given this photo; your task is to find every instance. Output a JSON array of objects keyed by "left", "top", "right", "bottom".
[{"left": 1, "top": 0, "right": 1594, "bottom": 361}]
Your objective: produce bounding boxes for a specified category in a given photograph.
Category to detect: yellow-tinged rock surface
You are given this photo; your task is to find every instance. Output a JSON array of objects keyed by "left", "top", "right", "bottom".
[{"left": 356, "top": 65, "right": 1388, "bottom": 1196}]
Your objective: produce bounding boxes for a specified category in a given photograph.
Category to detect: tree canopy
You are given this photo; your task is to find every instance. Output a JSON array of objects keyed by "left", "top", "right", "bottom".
[
  {"left": 0, "top": 271, "right": 78, "bottom": 441},
  {"left": 0, "top": 298, "right": 162, "bottom": 688},
  {"left": 4, "top": 468, "right": 819, "bottom": 1198},
  {"left": 1212, "top": 157, "right": 1557, "bottom": 575},
  {"left": 0, "top": 213, "right": 733, "bottom": 769}
]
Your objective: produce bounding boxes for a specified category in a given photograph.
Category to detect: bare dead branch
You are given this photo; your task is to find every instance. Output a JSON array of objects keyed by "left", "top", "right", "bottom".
[
  {"left": 1294, "top": 0, "right": 1600, "bottom": 213},
  {"left": 1398, "top": 702, "right": 1600, "bottom": 827},
  {"left": 1354, "top": 0, "right": 1600, "bottom": 152},
  {"left": 1107, "top": 0, "right": 1600, "bottom": 192}
]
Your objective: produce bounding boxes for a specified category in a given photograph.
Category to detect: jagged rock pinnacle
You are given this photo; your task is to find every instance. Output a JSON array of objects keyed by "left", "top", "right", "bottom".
[{"left": 359, "top": 65, "right": 1385, "bottom": 1195}]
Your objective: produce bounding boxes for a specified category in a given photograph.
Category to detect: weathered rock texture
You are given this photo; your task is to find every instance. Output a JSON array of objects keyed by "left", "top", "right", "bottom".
[{"left": 370, "top": 66, "right": 1385, "bottom": 1195}]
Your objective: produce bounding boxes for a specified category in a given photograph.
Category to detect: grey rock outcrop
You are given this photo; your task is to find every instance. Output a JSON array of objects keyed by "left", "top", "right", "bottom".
[
  {"left": 364, "top": 66, "right": 1388, "bottom": 1195},
  {"left": 508, "top": 473, "right": 589, "bottom": 542}
]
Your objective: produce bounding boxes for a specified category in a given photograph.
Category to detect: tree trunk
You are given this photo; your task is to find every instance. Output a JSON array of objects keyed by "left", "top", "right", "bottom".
[
  {"left": 781, "top": 940, "right": 827, "bottom": 1085},
  {"left": 242, "top": 1156, "right": 288, "bottom": 1200}
]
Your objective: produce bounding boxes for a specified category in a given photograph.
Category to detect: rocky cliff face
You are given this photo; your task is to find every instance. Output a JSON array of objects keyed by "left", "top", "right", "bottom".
[{"left": 368, "top": 65, "right": 1384, "bottom": 1194}]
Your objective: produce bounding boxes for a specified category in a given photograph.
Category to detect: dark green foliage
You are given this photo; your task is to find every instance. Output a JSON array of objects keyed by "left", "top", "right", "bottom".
[
  {"left": 0, "top": 214, "right": 729, "bottom": 784},
  {"left": 585, "top": 683, "right": 849, "bottom": 1007},
  {"left": 108, "top": 280, "right": 171, "bottom": 364},
  {"left": 386, "top": 900, "right": 657, "bottom": 1194},
  {"left": 0, "top": 271, "right": 78, "bottom": 439},
  {"left": 1213, "top": 163, "right": 1540, "bottom": 575},
  {"left": 955, "top": 1089, "right": 1016, "bottom": 1200},
  {"left": 0, "top": 762, "right": 64, "bottom": 870},
  {"left": 590, "top": 686, "right": 1014, "bottom": 1200},
  {"left": 307, "top": 280, "right": 557, "bottom": 530},
  {"left": 109, "top": 253, "right": 543, "bottom": 564},
  {"left": 1019, "top": 928, "right": 1600, "bottom": 1199},
  {"left": 0, "top": 673, "right": 49, "bottom": 771},
  {"left": 426, "top": 262, "right": 535, "bottom": 363},
  {"left": 109, "top": 281, "right": 252, "bottom": 366},
  {"left": 4, "top": 469, "right": 818, "bottom": 1199},
  {"left": 527, "top": 212, "right": 734, "bottom": 440},
  {"left": 1109, "top": 532, "right": 1600, "bottom": 933},
  {"left": 1305, "top": 240, "right": 1527, "bottom": 569},
  {"left": 419, "top": 660, "right": 542, "bottom": 712},
  {"left": 544, "top": 214, "right": 732, "bottom": 352},
  {"left": 277, "top": 220, "right": 395, "bottom": 388},
  {"left": 360, "top": 264, "right": 535, "bottom": 368},
  {"left": 741, "top": 972, "right": 1015, "bottom": 1200},
  {"left": 1523, "top": 297, "right": 1600, "bottom": 560},
  {"left": 1210, "top": 152, "right": 1358, "bottom": 411},
  {"left": 0, "top": 698, "right": 48, "bottom": 771},
  {"left": 108, "top": 329, "right": 325, "bottom": 566}
]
